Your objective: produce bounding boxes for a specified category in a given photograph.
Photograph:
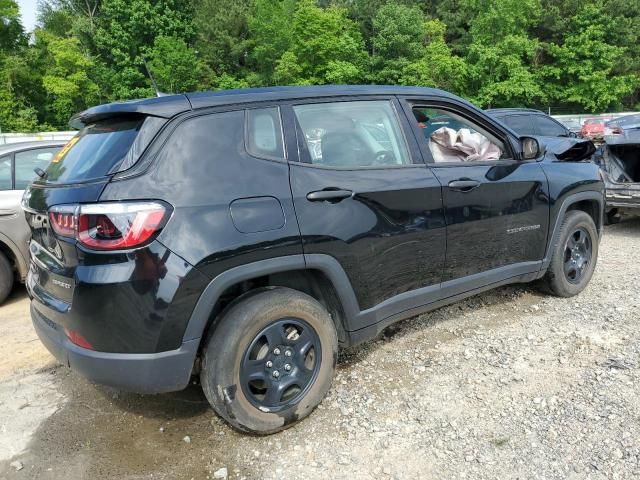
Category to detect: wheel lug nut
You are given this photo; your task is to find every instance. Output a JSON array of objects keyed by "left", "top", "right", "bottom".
[
  {"left": 284, "top": 364, "right": 291, "bottom": 371},
  {"left": 265, "top": 361, "right": 273, "bottom": 368},
  {"left": 272, "top": 370, "right": 280, "bottom": 378},
  {"left": 273, "top": 348, "right": 281, "bottom": 355},
  {"left": 284, "top": 350, "right": 292, "bottom": 357}
]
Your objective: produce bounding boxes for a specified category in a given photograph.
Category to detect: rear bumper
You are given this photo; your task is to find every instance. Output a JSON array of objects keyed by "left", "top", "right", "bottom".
[{"left": 31, "top": 302, "right": 198, "bottom": 393}]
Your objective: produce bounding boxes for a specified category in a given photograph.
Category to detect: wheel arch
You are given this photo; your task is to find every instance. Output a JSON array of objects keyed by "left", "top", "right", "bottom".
[
  {"left": 183, "top": 255, "right": 360, "bottom": 349},
  {"left": 542, "top": 191, "right": 604, "bottom": 272}
]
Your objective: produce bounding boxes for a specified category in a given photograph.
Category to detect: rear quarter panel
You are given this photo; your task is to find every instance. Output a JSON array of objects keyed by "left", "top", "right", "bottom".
[{"left": 100, "top": 109, "right": 303, "bottom": 279}]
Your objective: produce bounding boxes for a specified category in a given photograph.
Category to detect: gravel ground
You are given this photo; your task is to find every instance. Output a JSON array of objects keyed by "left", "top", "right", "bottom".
[{"left": 1, "top": 218, "right": 639, "bottom": 480}]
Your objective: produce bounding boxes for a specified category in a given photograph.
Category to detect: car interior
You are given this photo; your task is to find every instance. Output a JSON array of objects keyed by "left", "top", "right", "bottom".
[
  {"left": 294, "top": 101, "right": 410, "bottom": 168},
  {"left": 412, "top": 107, "right": 505, "bottom": 162}
]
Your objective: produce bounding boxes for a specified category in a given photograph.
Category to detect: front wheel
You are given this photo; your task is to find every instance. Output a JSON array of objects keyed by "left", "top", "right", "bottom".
[
  {"left": 542, "top": 210, "right": 599, "bottom": 297},
  {"left": 200, "top": 287, "right": 338, "bottom": 434}
]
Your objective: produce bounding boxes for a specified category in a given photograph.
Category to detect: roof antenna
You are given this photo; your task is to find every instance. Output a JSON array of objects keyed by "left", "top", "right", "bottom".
[{"left": 141, "top": 54, "right": 168, "bottom": 97}]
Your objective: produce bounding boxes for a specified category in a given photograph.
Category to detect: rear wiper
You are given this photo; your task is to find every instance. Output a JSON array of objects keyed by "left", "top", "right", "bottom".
[{"left": 34, "top": 167, "right": 46, "bottom": 179}]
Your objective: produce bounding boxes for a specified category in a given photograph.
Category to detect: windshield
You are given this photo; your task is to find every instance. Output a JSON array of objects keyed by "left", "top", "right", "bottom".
[{"left": 43, "top": 117, "right": 143, "bottom": 184}]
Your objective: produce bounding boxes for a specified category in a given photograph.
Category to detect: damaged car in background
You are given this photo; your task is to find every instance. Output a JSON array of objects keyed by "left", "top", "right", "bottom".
[{"left": 596, "top": 130, "right": 640, "bottom": 224}]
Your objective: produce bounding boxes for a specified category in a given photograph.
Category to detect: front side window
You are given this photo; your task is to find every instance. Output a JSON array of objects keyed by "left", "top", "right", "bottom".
[
  {"left": 246, "top": 107, "right": 285, "bottom": 160},
  {"left": 15, "top": 147, "right": 60, "bottom": 190},
  {"left": 0, "top": 155, "right": 11, "bottom": 190},
  {"left": 293, "top": 100, "right": 410, "bottom": 168},
  {"left": 412, "top": 107, "right": 507, "bottom": 163}
]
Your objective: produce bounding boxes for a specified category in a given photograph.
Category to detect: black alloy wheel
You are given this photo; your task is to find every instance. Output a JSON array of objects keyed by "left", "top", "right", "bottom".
[
  {"left": 240, "top": 318, "right": 321, "bottom": 411},
  {"left": 563, "top": 227, "right": 592, "bottom": 284}
]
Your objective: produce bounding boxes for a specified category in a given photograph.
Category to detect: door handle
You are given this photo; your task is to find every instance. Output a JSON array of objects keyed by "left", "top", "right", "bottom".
[
  {"left": 448, "top": 179, "right": 480, "bottom": 192},
  {"left": 306, "top": 189, "right": 353, "bottom": 202}
]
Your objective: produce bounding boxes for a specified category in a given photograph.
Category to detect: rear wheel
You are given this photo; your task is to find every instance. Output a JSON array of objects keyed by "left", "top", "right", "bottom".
[
  {"left": 200, "top": 287, "right": 338, "bottom": 434},
  {"left": 542, "top": 210, "right": 598, "bottom": 297},
  {"left": 0, "top": 252, "right": 14, "bottom": 304}
]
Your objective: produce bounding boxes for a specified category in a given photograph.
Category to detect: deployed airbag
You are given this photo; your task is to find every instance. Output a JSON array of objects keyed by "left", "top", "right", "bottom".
[{"left": 429, "top": 127, "right": 502, "bottom": 162}]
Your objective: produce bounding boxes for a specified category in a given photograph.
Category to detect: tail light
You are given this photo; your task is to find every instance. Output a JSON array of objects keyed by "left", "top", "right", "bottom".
[{"left": 49, "top": 202, "right": 170, "bottom": 251}]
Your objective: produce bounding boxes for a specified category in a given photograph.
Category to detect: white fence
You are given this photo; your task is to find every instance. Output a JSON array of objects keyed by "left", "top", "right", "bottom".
[
  {"left": 0, "top": 131, "right": 76, "bottom": 145},
  {"left": 552, "top": 112, "right": 640, "bottom": 125}
]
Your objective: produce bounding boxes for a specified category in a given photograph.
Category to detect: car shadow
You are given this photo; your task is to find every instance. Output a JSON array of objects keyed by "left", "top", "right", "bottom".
[
  {"left": 338, "top": 282, "right": 547, "bottom": 369},
  {"left": 91, "top": 381, "right": 210, "bottom": 420},
  {"left": 4, "top": 283, "right": 28, "bottom": 306}
]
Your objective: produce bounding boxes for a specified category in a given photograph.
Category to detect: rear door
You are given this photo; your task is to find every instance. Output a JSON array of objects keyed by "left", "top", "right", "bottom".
[
  {"left": 286, "top": 97, "right": 446, "bottom": 327},
  {"left": 400, "top": 98, "right": 549, "bottom": 284}
]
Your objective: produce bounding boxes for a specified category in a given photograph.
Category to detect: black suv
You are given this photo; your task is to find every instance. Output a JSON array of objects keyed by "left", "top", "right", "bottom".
[
  {"left": 488, "top": 108, "right": 577, "bottom": 138},
  {"left": 24, "top": 86, "right": 604, "bottom": 434}
]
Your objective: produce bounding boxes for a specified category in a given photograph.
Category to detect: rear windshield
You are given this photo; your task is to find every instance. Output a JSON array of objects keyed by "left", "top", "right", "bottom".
[{"left": 43, "top": 117, "right": 143, "bottom": 183}]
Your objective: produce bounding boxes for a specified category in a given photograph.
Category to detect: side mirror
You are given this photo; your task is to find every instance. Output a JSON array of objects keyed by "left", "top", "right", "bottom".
[{"left": 521, "top": 136, "right": 541, "bottom": 160}]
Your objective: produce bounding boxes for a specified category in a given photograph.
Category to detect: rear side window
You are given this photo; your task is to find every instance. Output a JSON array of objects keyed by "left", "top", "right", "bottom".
[
  {"left": 246, "top": 107, "right": 285, "bottom": 160},
  {"left": 15, "top": 147, "right": 60, "bottom": 189},
  {"left": 43, "top": 117, "right": 144, "bottom": 183},
  {"left": 293, "top": 100, "right": 410, "bottom": 168}
]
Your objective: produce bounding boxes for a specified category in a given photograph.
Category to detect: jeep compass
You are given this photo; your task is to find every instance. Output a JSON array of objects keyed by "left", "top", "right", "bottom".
[{"left": 24, "top": 85, "right": 604, "bottom": 434}]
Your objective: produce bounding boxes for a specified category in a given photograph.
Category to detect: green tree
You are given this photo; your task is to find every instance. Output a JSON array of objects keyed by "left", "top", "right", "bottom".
[
  {"left": 246, "top": 0, "right": 297, "bottom": 84},
  {"left": 39, "top": 32, "right": 99, "bottom": 126},
  {"left": 94, "top": 0, "right": 195, "bottom": 99},
  {"left": 399, "top": 19, "right": 467, "bottom": 94},
  {"left": 465, "top": 0, "right": 545, "bottom": 107},
  {"left": 274, "top": 0, "right": 367, "bottom": 85},
  {"left": 0, "top": 2, "right": 39, "bottom": 131},
  {"left": 541, "top": 3, "right": 637, "bottom": 112},
  {"left": 193, "top": 0, "right": 251, "bottom": 75},
  {"left": 148, "top": 35, "right": 210, "bottom": 92},
  {"left": 0, "top": 0, "right": 27, "bottom": 53}
]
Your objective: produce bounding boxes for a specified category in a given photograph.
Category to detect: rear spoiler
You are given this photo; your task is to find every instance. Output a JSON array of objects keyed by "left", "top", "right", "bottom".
[{"left": 70, "top": 94, "right": 192, "bottom": 129}]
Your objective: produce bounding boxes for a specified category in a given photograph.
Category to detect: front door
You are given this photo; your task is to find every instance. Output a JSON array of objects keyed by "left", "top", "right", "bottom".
[
  {"left": 286, "top": 98, "right": 446, "bottom": 325},
  {"left": 401, "top": 99, "right": 549, "bottom": 283}
]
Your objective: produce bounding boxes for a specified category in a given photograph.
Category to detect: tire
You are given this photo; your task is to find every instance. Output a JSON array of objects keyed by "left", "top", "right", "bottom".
[
  {"left": 542, "top": 210, "right": 598, "bottom": 297},
  {"left": 0, "top": 252, "right": 14, "bottom": 305},
  {"left": 200, "top": 287, "right": 338, "bottom": 434}
]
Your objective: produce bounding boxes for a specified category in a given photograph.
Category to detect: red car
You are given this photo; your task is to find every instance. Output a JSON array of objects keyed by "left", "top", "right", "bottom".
[{"left": 581, "top": 117, "right": 611, "bottom": 141}]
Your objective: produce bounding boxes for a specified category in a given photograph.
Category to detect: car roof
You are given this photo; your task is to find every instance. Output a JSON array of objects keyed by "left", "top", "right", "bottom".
[
  {"left": 608, "top": 113, "right": 640, "bottom": 125},
  {"left": 0, "top": 140, "right": 65, "bottom": 156},
  {"left": 71, "top": 85, "right": 460, "bottom": 127},
  {"left": 606, "top": 129, "right": 640, "bottom": 145},
  {"left": 485, "top": 108, "right": 546, "bottom": 115}
]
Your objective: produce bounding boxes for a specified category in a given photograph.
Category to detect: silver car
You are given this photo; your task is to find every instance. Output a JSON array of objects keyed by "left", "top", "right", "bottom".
[{"left": 0, "top": 141, "right": 64, "bottom": 303}]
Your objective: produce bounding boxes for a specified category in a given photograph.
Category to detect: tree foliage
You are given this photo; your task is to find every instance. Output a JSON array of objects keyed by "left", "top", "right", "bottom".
[{"left": 0, "top": 0, "right": 637, "bottom": 131}]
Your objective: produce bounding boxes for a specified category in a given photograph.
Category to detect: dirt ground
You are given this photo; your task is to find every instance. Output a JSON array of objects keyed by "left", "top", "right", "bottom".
[{"left": 1, "top": 219, "right": 639, "bottom": 480}]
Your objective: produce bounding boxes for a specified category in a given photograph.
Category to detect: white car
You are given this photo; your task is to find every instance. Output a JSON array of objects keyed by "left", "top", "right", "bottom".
[{"left": 0, "top": 141, "right": 64, "bottom": 303}]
